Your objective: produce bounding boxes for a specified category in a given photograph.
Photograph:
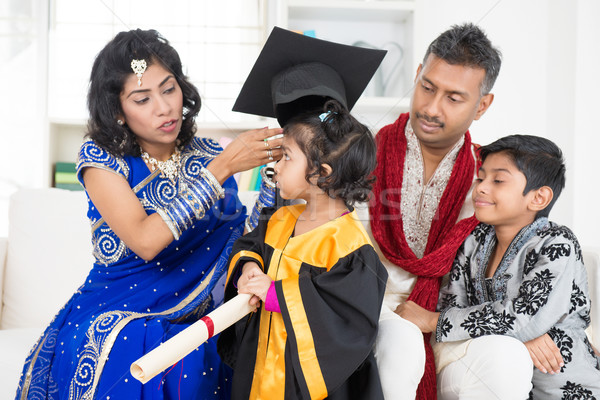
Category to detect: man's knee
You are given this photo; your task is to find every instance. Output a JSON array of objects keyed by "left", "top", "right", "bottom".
[
  {"left": 376, "top": 316, "right": 426, "bottom": 399},
  {"left": 469, "top": 335, "right": 533, "bottom": 373},
  {"left": 375, "top": 316, "right": 425, "bottom": 364},
  {"left": 438, "top": 336, "right": 533, "bottom": 400}
]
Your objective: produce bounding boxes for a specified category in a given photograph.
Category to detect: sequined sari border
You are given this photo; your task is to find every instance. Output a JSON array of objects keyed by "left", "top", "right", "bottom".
[
  {"left": 20, "top": 261, "right": 216, "bottom": 400},
  {"left": 88, "top": 263, "right": 217, "bottom": 398}
]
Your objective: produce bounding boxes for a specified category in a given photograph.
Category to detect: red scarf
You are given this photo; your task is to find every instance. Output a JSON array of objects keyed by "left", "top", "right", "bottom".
[{"left": 370, "top": 113, "right": 480, "bottom": 400}]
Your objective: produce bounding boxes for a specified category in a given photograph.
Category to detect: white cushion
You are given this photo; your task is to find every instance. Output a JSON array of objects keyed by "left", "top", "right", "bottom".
[
  {"left": 0, "top": 238, "right": 7, "bottom": 322},
  {"left": 584, "top": 247, "right": 600, "bottom": 347},
  {"left": 1, "top": 188, "right": 93, "bottom": 329},
  {"left": 0, "top": 327, "right": 43, "bottom": 396},
  {"left": 0, "top": 189, "right": 259, "bottom": 330}
]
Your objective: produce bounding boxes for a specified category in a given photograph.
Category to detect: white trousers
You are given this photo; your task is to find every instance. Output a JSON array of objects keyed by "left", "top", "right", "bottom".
[
  {"left": 437, "top": 335, "right": 533, "bottom": 400},
  {"left": 374, "top": 306, "right": 426, "bottom": 400}
]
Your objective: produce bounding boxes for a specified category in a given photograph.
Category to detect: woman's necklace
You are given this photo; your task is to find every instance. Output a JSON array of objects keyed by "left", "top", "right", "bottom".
[{"left": 140, "top": 146, "right": 181, "bottom": 183}]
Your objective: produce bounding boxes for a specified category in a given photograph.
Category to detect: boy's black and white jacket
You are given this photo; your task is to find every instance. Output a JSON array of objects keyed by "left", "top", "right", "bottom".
[{"left": 437, "top": 217, "right": 600, "bottom": 399}]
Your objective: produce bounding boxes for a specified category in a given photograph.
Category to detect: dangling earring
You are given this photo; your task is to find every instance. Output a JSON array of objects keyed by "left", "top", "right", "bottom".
[
  {"left": 118, "top": 134, "right": 127, "bottom": 150},
  {"left": 117, "top": 119, "right": 124, "bottom": 126}
]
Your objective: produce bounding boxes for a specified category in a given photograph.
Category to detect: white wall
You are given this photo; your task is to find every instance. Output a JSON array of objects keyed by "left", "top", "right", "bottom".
[
  {"left": 1, "top": 1, "right": 598, "bottom": 247},
  {"left": 0, "top": 1, "right": 48, "bottom": 236},
  {"left": 573, "top": 0, "right": 600, "bottom": 249},
  {"left": 413, "top": 0, "right": 599, "bottom": 248}
]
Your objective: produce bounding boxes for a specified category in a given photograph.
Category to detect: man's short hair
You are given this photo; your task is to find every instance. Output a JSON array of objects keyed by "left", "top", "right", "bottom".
[
  {"left": 480, "top": 135, "right": 566, "bottom": 218},
  {"left": 423, "top": 23, "right": 502, "bottom": 96}
]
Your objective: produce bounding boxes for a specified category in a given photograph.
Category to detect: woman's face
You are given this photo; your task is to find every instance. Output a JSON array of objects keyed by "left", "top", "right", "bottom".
[{"left": 119, "top": 61, "right": 183, "bottom": 155}]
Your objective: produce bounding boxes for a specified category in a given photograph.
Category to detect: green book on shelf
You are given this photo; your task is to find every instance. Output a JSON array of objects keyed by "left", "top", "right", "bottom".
[
  {"left": 254, "top": 167, "right": 264, "bottom": 191},
  {"left": 54, "top": 162, "right": 80, "bottom": 189},
  {"left": 55, "top": 162, "right": 77, "bottom": 173},
  {"left": 55, "top": 182, "right": 84, "bottom": 191},
  {"left": 54, "top": 172, "right": 79, "bottom": 184}
]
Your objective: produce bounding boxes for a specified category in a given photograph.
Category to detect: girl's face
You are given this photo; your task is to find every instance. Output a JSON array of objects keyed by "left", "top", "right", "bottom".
[
  {"left": 119, "top": 61, "right": 183, "bottom": 155},
  {"left": 273, "top": 136, "right": 314, "bottom": 201}
]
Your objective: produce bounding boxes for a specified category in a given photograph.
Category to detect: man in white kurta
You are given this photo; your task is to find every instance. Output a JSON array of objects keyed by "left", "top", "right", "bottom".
[{"left": 362, "top": 23, "right": 534, "bottom": 399}]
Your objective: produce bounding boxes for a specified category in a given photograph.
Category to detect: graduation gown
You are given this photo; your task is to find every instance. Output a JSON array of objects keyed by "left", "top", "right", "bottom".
[{"left": 218, "top": 204, "right": 387, "bottom": 400}]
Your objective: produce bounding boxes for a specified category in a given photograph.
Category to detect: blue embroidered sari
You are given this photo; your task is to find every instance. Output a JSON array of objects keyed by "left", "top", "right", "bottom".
[{"left": 16, "top": 137, "right": 245, "bottom": 399}]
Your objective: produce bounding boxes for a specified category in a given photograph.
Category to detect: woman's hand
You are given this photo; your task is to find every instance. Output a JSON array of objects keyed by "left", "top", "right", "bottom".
[
  {"left": 524, "top": 333, "right": 563, "bottom": 374},
  {"left": 396, "top": 301, "right": 439, "bottom": 333},
  {"left": 207, "top": 127, "right": 283, "bottom": 184}
]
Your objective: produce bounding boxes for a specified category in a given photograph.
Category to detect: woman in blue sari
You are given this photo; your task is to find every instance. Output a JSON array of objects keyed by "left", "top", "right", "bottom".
[{"left": 15, "top": 29, "right": 282, "bottom": 400}]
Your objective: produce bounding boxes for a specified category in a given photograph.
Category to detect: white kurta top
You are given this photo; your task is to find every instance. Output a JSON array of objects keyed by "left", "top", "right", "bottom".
[{"left": 358, "top": 120, "right": 476, "bottom": 313}]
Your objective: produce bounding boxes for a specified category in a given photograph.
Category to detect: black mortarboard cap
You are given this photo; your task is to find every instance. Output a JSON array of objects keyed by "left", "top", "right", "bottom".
[{"left": 233, "top": 27, "right": 387, "bottom": 126}]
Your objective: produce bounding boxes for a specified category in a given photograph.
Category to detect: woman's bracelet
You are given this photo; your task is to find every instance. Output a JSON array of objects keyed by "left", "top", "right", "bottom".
[
  {"left": 157, "top": 167, "right": 225, "bottom": 240},
  {"left": 245, "top": 167, "right": 276, "bottom": 232}
]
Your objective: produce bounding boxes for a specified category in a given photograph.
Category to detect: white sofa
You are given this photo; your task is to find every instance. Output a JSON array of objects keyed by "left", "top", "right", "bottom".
[
  {"left": 0, "top": 188, "right": 599, "bottom": 399},
  {"left": 0, "top": 188, "right": 259, "bottom": 399}
]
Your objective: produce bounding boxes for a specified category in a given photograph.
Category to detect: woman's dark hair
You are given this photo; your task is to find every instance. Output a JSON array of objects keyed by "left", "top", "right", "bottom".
[
  {"left": 283, "top": 99, "right": 376, "bottom": 206},
  {"left": 480, "top": 134, "right": 566, "bottom": 218},
  {"left": 86, "top": 29, "right": 201, "bottom": 157}
]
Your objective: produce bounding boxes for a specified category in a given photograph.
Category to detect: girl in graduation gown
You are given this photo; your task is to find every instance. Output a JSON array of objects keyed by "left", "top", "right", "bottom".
[
  {"left": 15, "top": 29, "right": 282, "bottom": 400},
  {"left": 219, "top": 100, "right": 388, "bottom": 400}
]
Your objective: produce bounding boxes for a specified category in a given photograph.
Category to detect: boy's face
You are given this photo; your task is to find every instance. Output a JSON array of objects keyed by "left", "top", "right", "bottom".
[
  {"left": 472, "top": 152, "right": 539, "bottom": 229},
  {"left": 410, "top": 54, "right": 493, "bottom": 154}
]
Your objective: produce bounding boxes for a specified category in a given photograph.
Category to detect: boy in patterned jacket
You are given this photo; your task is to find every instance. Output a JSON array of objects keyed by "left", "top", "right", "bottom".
[{"left": 399, "top": 134, "right": 600, "bottom": 399}]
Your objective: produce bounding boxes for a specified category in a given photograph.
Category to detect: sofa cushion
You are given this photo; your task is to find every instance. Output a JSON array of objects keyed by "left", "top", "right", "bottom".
[
  {"left": 0, "top": 238, "right": 7, "bottom": 322},
  {"left": 0, "top": 327, "right": 43, "bottom": 395},
  {"left": 1, "top": 189, "right": 262, "bottom": 330},
  {"left": 1, "top": 188, "right": 93, "bottom": 329},
  {"left": 584, "top": 248, "right": 600, "bottom": 347}
]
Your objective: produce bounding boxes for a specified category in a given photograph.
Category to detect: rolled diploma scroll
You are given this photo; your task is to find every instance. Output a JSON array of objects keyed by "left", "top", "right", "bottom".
[{"left": 130, "top": 293, "right": 254, "bottom": 384}]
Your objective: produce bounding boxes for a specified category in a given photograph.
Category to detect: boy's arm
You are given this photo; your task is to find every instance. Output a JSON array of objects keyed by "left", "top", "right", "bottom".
[
  {"left": 524, "top": 333, "right": 564, "bottom": 374},
  {"left": 409, "top": 228, "right": 568, "bottom": 374},
  {"left": 437, "top": 242, "right": 473, "bottom": 311},
  {"left": 398, "top": 238, "right": 471, "bottom": 332},
  {"left": 398, "top": 302, "right": 565, "bottom": 374},
  {"left": 435, "top": 233, "right": 586, "bottom": 344}
]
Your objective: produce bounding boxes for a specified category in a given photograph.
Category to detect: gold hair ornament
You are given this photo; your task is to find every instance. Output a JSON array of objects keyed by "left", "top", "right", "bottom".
[{"left": 131, "top": 59, "right": 147, "bottom": 86}]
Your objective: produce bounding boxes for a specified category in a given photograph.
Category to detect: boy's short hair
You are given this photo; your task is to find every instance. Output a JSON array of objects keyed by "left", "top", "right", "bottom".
[
  {"left": 479, "top": 135, "right": 566, "bottom": 218},
  {"left": 423, "top": 23, "right": 502, "bottom": 96}
]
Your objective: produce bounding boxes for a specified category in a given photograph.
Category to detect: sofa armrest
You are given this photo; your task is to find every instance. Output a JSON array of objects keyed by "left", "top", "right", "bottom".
[
  {"left": 0, "top": 237, "right": 7, "bottom": 323},
  {"left": 584, "top": 247, "right": 600, "bottom": 348}
]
